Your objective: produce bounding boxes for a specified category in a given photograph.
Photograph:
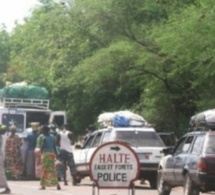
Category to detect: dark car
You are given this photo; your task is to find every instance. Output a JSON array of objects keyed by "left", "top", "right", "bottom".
[{"left": 157, "top": 128, "right": 215, "bottom": 195}]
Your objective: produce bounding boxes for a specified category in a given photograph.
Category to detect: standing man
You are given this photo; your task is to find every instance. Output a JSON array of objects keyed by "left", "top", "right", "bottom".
[
  {"left": 56, "top": 124, "right": 77, "bottom": 186},
  {"left": 25, "top": 122, "right": 40, "bottom": 180}
]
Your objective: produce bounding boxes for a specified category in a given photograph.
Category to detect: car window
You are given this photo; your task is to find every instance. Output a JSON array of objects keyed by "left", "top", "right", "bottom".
[
  {"left": 101, "top": 131, "right": 111, "bottom": 144},
  {"left": 174, "top": 137, "right": 187, "bottom": 154},
  {"left": 174, "top": 136, "right": 194, "bottom": 154},
  {"left": 84, "top": 134, "right": 96, "bottom": 148},
  {"left": 190, "top": 135, "right": 204, "bottom": 154},
  {"left": 113, "top": 131, "right": 165, "bottom": 147},
  {"left": 204, "top": 135, "right": 215, "bottom": 154},
  {"left": 91, "top": 132, "right": 103, "bottom": 148},
  {"left": 182, "top": 136, "right": 194, "bottom": 153}
]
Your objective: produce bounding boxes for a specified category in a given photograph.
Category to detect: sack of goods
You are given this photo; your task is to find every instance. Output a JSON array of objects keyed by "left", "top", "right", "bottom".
[
  {"left": 1, "top": 81, "right": 48, "bottom": 99},
  {"left": 98, "top": 110, "right": 147, "bottom": 128},
  {"left": 190, "top": 109, "right": 215, "bottom": 129}
]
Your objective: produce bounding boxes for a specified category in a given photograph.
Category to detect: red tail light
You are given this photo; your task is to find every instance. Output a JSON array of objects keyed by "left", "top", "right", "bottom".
[{"left": 198, "top": 158, "right": 207, "bottom": 172}]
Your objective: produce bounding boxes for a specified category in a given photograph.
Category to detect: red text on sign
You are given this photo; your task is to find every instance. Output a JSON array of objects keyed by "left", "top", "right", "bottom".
[{"left": 99, "top": 153, "right": 130, "bottom": 163}]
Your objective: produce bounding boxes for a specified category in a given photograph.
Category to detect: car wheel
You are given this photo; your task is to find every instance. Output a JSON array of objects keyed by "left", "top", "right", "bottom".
[
  {"left": 149, "top": 177, "right": 157, "bottom": 189},
  {"left": 184, "top": 174, "right": 199, "bottom": 195},
  {"left": 157, "top": 169, "right": 171, "bottom": 195},
  {"left": 72, "top": 174, "right": 82, "bottom": 186}
]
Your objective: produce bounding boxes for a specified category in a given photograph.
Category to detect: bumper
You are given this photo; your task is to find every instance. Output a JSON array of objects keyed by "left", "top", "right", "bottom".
[
  {"left": 139, "top": 163, "right": 158, "bottom": 179},
  {"left": 198, "top": 172, "right": 215, "bottom": 191}
]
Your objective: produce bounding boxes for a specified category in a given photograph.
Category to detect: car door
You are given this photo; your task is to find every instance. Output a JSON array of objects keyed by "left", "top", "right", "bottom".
[
  {"left": 74, "top": 133, "right": 96, "bottom": 173},
  {"left": 85, "top": 131, "right": 104, "bottom": 172},
  {"left": 163, "top": 137, "right": 187, "bottom": 184},
  {"left": 173, "top": 135, "right": 194, "bottom": 184},
  {"left": 49, "top": 111, "right": 67, "bottom": 128},
  {"left": 188, "top": 134, "right": 205, "bottom": 183}
]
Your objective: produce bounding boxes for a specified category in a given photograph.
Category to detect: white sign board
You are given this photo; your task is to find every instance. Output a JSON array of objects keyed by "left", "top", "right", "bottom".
[{"left": 89, "top": 141, "right": 140, "bottom": 189}]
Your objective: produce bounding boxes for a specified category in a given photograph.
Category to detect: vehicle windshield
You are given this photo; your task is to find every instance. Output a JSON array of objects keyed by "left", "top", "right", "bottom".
[
  {"left": 113, "top": 130, "right": 165, "bottom": 147},
  {"left": 205, "top": 135, "right": 215, "bottom": 154}
]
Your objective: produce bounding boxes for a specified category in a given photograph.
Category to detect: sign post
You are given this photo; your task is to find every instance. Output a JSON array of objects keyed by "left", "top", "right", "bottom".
[{"left": 89, "top": 141, "right": 140, "bottom": 195}]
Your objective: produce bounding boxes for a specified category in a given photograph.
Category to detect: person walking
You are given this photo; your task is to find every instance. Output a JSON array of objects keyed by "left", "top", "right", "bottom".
[
  {"left": 5, "top": 125, "right": 23, "bottom": 180},
  {"left": 0, "top": 124, "right": 11, "bottom": 194},
  {"left": 39, "top": 125, "right": 61, "bottom": 190},
  {"left": 25, "top": 122, "right": 39, "bottom": 180},
  {"left": 56, "top": 124, "right": 77, "bottom": 186},
  {"left": 48, "top": 123, "right": 64, "bottom": 181}
]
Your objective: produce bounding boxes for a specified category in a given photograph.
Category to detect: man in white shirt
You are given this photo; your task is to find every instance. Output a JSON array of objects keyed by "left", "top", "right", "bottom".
[{"left": 56, "top": 124, "right": 77, "bottom": 186}]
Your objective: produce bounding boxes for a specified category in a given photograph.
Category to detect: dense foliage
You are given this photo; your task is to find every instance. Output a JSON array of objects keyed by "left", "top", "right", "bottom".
[{"left": 1, "top": 0, "right": 215, "bottom": 137}]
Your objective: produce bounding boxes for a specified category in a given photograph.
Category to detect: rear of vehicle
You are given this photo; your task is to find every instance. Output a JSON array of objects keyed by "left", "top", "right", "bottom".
[
  {"left": 197, "top": 132, "right": 215, "bottom": 192},
  {"left": 111, "top": 127, "right": 166, "bottom": 188}
]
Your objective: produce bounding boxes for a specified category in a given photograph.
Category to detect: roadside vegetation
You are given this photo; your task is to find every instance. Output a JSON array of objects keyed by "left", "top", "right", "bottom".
[{"left": 0, "top": 0, "right": 214, "bottom": 137}]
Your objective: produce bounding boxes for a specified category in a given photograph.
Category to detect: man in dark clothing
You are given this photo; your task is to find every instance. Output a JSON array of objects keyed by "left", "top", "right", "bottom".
[{"left": 25, "top": 122, "right": 39, "bottom": 180}]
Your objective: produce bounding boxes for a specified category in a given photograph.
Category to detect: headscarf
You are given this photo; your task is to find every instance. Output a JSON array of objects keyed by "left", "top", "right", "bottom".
[
  {"left": 31, "top": 122, "right": 40, "bottom": 131},
  {"left": 0, "top": 124, "right": 7, "bottom": 135}
]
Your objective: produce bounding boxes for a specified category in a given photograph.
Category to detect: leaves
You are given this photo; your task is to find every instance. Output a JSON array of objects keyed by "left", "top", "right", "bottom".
[{"left": 1, "top": 0, "right": 215, "bottom": 135}]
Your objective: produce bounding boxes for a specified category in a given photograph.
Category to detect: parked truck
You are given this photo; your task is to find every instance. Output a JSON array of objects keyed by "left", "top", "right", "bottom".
[
  {"left": 0, "top": 97, "right": 67, "bottom": 136},
  {"left": 0, "top": 97, "right": 67, "bottom": 162}
]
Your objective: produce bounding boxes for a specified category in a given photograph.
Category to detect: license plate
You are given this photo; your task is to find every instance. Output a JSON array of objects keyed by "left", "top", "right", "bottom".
[{"left": 137, "top": 153, "right": 151, "bottom": 160}]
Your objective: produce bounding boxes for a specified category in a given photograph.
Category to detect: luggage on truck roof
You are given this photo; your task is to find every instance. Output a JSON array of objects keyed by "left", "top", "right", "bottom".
[
  {"left": 190, "top": 109, "right": 215, "bottom": 130},
  {"left": 0, "top": 82, "right": 48, "bottom": 100}
]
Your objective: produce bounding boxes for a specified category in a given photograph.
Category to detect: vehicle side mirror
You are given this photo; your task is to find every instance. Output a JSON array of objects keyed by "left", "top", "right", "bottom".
[
  {"left": 161, "top": 146, "right": 174, "bottom": 155},
  {"left": 75, "top": 144, "right": 82, "bottom": 149}
]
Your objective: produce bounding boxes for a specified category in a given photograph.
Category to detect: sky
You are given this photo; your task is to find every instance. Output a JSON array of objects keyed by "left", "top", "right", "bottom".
[{"left": 0, "top": 0, "right": 39, "bottom": 32}]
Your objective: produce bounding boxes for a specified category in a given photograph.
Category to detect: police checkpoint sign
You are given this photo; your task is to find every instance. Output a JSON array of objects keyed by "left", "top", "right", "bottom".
[{"left": 89, "top": 141, "right": 140, "bottom": 189}]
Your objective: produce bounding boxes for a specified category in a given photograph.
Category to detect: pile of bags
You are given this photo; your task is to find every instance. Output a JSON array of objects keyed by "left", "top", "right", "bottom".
[
  {"left": 98, "top": 110, "right": 147, "bottom": 128},
  {"left": 190, "top": 109, "right": 215, "bottom": 129},
  {"left": 0, "top": 81, "right": 48, "bottom": 100}
]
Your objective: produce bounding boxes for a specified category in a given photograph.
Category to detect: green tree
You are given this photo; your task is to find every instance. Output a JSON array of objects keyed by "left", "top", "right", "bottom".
[{"left": 0, "top": 26, "right": 10, "bottom": 87}]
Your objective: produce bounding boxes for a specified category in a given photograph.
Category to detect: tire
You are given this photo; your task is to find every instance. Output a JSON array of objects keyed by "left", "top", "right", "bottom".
[
  {"left": 157, "top": 169, "right": 171, "bottom": 195},
  {"left": 183, "top": 174, "right": 199, "bottom": 195},
  {"left": 72, "top": 175, "right": 82, "bottom": 186},
  {"left": 149, "top": 177, "right": 157, "bottom": 189}
]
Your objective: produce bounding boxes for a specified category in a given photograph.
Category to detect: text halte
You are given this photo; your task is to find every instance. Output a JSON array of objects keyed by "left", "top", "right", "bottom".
[{"left": 99, "top": 153, "right": 131, "bottom": 163}]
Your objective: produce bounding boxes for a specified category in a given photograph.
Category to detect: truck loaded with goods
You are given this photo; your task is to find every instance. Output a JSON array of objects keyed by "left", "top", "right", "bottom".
[{"left": 0, "top": 82, "right": 67, "bottom": 161}]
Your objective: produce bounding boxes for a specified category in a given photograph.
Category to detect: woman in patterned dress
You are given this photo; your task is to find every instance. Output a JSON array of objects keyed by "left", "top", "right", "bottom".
[
  {"left": 39, "top": 125, "right": 61, "bottom": 190},
  {"left": 0, "top": 124, "right": 11, "bottom": 194},
  {"left": 5, "top": 125, "right": 23, "bottom": 180},
  {"left": 34, "top": 132, "right": 43, "bottom": 179}
]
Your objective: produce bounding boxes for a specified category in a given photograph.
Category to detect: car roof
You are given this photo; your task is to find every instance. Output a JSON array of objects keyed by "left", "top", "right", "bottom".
[{"left": 184, "top": 130, "right": 206, "bottom": 137}]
